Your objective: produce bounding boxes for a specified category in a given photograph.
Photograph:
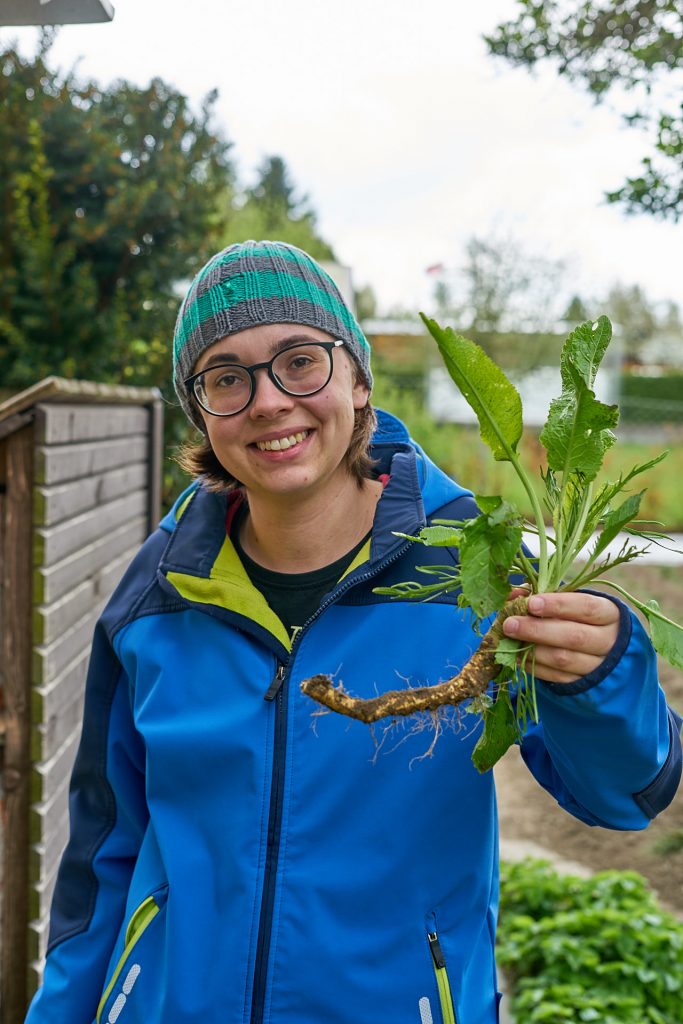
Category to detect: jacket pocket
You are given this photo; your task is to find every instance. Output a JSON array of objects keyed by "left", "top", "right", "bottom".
[
  {"left": 96, "top": 884, "right": 169, "bottom": 1024},
  {"left": 426, "top": 921, "right": 457, "bottom": 1024}
]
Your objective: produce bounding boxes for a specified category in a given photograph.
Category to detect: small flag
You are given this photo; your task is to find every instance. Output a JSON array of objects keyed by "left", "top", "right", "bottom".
[{"left": 425, "top": 263, "right": 445, "bottom": 276}]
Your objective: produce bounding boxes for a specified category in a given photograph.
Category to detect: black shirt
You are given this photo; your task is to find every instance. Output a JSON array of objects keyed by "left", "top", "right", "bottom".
[{"left": 231, "top": 506, "right": 371, "bottom": 641}]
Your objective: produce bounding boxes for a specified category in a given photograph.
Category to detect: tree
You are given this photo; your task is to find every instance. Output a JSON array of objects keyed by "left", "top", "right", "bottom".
[
  {"left": 0, "top": 38, "right": 343, "bottom": 508},
  {"left": 604, "top": 283, "right": 657, "bottom": 359},
  {"left": 218, "top": 155, "right": 335, "bottom": 260},
  {"left": 564, "top": 295, "right": 591, "bottom": 323},
  {"left": 0, "top": 33, "right": 234, "bottom": 390},
  {"left": 485, "top": 1, "right": 683, "bottom": 219},
  {"left": 436, "top": 234, "right": 567, "bottom": 334},
  {"left": 354, "top": 284, "right": 377, "bottom": 321},
  {"left": 246, "top": 156, "right": 307, "bottom": 225}
]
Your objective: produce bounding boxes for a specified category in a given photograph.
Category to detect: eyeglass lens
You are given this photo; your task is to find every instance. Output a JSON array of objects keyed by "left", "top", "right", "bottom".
[{"left": 194, "top": 343, "right": 334, "bottom": 416}]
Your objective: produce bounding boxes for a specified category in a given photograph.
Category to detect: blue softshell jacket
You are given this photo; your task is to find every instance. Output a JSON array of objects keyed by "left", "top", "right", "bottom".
[{"left": 26, "top": 411, "right": 682, "bottom": 1024}]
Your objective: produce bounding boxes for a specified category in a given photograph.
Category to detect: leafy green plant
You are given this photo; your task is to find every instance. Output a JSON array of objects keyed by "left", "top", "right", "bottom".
[
  {"left": 497, "top": 859, "right": 683, "bottom": 1023},
  {"left": 301, "top": 316, "right": 683, "bottom": 769}
]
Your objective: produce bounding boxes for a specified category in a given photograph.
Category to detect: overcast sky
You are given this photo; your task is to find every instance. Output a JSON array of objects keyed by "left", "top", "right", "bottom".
[{"left": 4, "top": 0, "right": 681, "bottom": 316}]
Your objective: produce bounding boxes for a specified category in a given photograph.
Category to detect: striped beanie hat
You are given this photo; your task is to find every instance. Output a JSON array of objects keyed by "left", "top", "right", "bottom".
[{"left": 173, "top": 240, "right": 372, "bottom": 429}]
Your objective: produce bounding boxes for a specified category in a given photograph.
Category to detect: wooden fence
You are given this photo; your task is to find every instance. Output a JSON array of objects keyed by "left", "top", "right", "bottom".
[{"left": 0, "top": 377, "right": 163, "bottom": 1023}]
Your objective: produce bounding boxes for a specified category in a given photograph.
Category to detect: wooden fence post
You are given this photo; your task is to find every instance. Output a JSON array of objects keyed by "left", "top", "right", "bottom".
[{"left": 1, "top": 423, "right": 34, "bottom": 1022}]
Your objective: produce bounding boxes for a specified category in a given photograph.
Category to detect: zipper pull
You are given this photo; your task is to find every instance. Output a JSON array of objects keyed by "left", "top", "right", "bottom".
[
  {"left": 427, "top": 931, "right": 446, "bottom": 970},
  {"left": 264, "top": 664, "right": 285, "bottom": 701}
]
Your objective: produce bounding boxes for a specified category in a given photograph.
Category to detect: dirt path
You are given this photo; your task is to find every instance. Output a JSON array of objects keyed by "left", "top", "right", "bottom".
[{"left": 495, "top": 564, "right": 683, "bottom": 915}]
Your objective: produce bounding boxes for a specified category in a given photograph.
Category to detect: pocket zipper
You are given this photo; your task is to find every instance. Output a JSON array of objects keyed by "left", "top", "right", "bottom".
[
  {"left": 428, "top": 930, "right": 457, "bottom": 1024},
  {"left": 96, "top": 892, "right": 163, "bottom": 1023}
]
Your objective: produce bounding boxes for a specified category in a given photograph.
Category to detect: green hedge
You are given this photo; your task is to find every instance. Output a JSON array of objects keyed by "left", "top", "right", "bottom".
[
  {"left": 497, "top": 859, "right": 683, "bottom": 1023},
  {"left": 619, "top": 375, "right": 683, "bottom": 424}
]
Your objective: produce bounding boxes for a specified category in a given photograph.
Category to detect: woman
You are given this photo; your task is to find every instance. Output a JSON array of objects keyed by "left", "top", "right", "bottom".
[{"left": 26, "top": 240, "right": 681, "bottom": 1024}]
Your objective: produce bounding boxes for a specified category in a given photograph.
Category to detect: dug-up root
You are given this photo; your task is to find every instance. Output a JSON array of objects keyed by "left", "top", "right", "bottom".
[{"left": 299, "top": 596, "right": 529, "bottom": 724}]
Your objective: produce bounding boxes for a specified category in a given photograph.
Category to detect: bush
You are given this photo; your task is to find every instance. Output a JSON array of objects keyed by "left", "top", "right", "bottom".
[
  {"left": 620, "top": 375, "right": 683, "bottom": 424},
  {"left": 497, "top": 859, "right": 683, "bottom": 1023}
]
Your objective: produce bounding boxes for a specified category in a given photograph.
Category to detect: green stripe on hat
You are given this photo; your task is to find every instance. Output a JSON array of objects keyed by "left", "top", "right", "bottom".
[
  {"left": 174, "top": 272, "right": 369, "bottom": 359},
  {"left": 192, "top": 239, "right": 316, "bottom": 289}
]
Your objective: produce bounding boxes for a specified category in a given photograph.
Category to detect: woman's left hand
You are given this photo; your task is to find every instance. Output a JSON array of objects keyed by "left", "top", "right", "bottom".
[{"left": 502, "top": 591, "right": 620, "bottom": 684}]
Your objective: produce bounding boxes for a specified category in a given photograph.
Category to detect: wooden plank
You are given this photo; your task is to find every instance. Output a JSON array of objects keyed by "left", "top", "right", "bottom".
[
  {"left": 30, "top": 728, "right": 79, "bottom": 808},
  {"left": 30, "top": 787, "right": 69, "bottom": 874},
  {"left": 31, "top": 649, "right": 89, "bottom": 726},
  {"left": 28, "top": 926, "right": 49, "bottom": 983},
  {"left": 28, "top": 858, "right": 59, "bottom": 925},
  {"left": 34, "top": 524, "right": 145, "bottom": 605},
  {"left": 0, "top": 423, "right": 34, "bottom": 1020},
  {"left": 30, "top": 816, "right": 69, "bottom": 888},
  {"left": 34, "top": 403, "right": 149, "bottom": 445},
  {"left": 32, "top": 599, "right": 105, "bottom": 688},
  {"left": 34, "top": 579, "right": 99, "bottom": 648},
  {"left": 34, "top": 461, "right": 147, "bottom": 527},
  {"left": 34, "top": 434, "right": 148, "bottom": 485},
  {"left": 29, "top": 772, "right": 70, "bottom": 847},
  {"left": 33, "top": 544, "right": 134, "bottom": 646},
  {"left": 31, "top": 688, "right": 84, "bottom": 766},
  {"left": 147, "top": 399, "right": 164, "bottom": 533},
  {"left": 0, "top": 410, "right": 34, "bottom": 442},
  {"left": 33, "top": 490, "right": 146, "bottom": 568}
]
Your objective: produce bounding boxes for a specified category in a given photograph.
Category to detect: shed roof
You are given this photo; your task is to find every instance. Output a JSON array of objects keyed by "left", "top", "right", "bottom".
[
  {"left": 0, "top": 0, "right": 114, "bottom": 24},
  {"left": 0, "top": 377, "right": 161, "bottom": 438}
]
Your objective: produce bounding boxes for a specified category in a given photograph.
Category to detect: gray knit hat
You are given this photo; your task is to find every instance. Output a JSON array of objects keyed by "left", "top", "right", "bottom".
[{"left": 173, "top": 240, "right": 373, "bottom": 430}]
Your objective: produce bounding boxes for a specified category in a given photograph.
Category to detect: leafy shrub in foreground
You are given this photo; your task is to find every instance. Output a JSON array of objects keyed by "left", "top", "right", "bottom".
[{"left": 497, "top": 859, "right": 683, "bottom": 1023}]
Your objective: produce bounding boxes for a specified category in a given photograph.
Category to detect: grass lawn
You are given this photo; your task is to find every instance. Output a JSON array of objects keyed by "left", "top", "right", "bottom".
[{"left": 376, "top": 385, "right": 683, "bottom": 532}]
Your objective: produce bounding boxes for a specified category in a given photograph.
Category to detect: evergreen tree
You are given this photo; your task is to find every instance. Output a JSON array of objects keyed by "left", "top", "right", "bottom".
[{"left": 0, "top": 34, "right": 234, "bottom": 390}]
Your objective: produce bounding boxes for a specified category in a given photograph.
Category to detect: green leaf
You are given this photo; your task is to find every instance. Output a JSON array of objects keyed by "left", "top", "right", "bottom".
[
  {"left": 495, "top": 636, "right": 523, "bottom": 670},
  {"left": 542, "top": 466, "right": 561, "bottom": 516},
  {"left": 540, "top": 317, "right": 621, "bottom": 483},
  {"left": 459, "top": 512, "right": 523, "bottom": 617},
  {"left": 589, "top": 491, "right": 645, "bottom": 561},
  {"left": 588, "top": 451, "right": 670, "bottom": 529},
  {"left": 478, "top": 495, "right": 521, "bottom": 526},
  {"left": 474, "top": 493, "right": 506, "bottom": 514},
  {"left": 414, "top": 525, "right": 463, "bottom": 547},
  {"left": 472, "top": 690, "right": 518, "bottom": 773},
  {"left": 372, "top": 579, "right": 459, "bottom": 600},
  {"left": 560, "top": 316, "right": 612, "bottom": 390},
  {"left": 540, "top": 365, "right": 619, "bottom": 482},
  {"left": 421, "top": 314, "right": 523, "bottom": 461},
  {"left": 643, "top": 600, "right": 683, "bottom": 670}
]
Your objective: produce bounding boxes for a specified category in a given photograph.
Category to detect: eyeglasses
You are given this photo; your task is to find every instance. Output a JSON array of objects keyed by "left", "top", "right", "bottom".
[{"left": 185, "top": 339, "right": 344, "bottom": 417}]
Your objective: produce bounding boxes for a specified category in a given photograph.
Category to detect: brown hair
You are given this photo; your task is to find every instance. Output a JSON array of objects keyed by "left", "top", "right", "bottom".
[{"left": 176, "top": 400, "right": 377, "bottom": 493}]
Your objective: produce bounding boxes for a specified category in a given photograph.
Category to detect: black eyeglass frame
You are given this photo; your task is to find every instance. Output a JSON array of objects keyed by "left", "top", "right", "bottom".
[{"left": 184, "top": 339, "right": 345, "bottom": 418}]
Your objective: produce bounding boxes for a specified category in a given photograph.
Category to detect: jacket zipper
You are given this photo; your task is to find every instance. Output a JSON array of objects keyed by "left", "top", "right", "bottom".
[
  {"left": 250, "top": 539, "right": 413, "bottom": 1023},
  {"left": 428, "top": 930, "right": 457, "bottom": 1024},
  {"left": 251, "top": 662, "right": 288, "bottom": 1024},
  {"left": 264, "top": 664, "right": 285, "bottom": 701}
]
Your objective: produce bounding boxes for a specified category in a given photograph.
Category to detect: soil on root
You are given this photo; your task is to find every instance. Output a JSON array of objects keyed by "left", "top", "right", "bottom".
[
  {"left": 300, "top": 597, "right": 527, "bottom": 723},
  {"left": 495, "top": 564, "right": 683, "bottom": 915}
]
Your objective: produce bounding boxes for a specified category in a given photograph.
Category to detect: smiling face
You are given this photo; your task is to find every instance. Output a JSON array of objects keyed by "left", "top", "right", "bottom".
[{"left": 193, "top": 323, "right": 370, "bottom": 507}]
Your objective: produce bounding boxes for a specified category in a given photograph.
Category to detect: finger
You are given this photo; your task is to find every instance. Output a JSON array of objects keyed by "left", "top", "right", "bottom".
[
  {"left": 526, "top": 591, "right": 619, "bottom": 626},
  {"left": 526, "top": 645, "right": 605, "bottom": 681},
  {"left": 503, "top": 615, "right": 615, "bottom": 657},
  {"left": 526, "top": 664, "right": 582, "bottom": 684}
]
